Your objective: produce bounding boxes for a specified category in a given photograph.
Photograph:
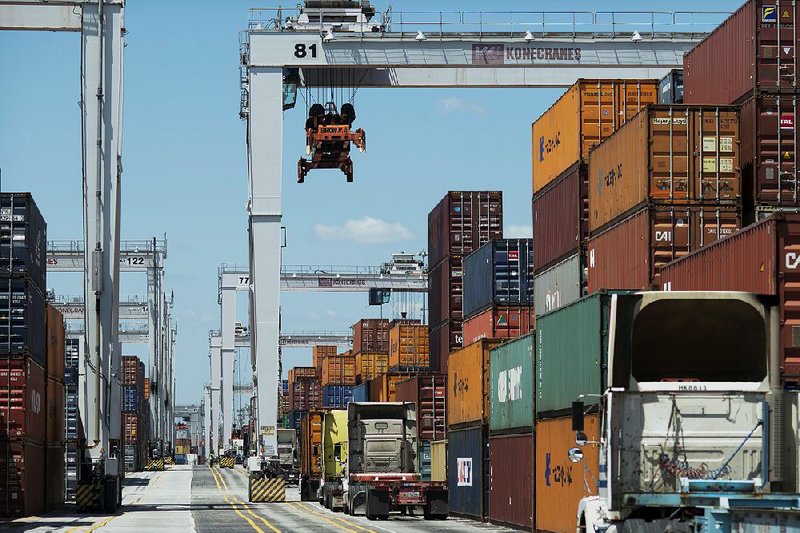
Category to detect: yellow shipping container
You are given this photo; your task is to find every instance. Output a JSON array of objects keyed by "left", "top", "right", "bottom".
[
  {"left": 531, "top": 78, "right": 658, "bottom": 194},
  {"left": 430, "top": 440, "right": 447, "bottom": 482},
  {"left": 389, "top": 324, "right": 430, "bottom": 370},
  {"left": 447, "top": 339, "right": 503, "bottom": 426},
  {"left": 313, "top": 345, "right": 337, "bottom": 372},
  {"left": 355, "top": 352, "right": 389, "bottom": 382},
  {"left": 321, "top": 354, "right": 356, "bottom": 386},
  {"left": 368, "top": 372, "right": 407, "bottom": 402}
]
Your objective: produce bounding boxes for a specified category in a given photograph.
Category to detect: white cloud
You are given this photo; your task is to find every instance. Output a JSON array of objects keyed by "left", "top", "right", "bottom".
[
  {"left": 314, "top": 216, "right": 415, "bottom": 245},
  {"left": 505, "top": 224, "right": 532, "bottom": 238},
  {"left": 436, "top": 97, "right": 485, "bottom": 115}
]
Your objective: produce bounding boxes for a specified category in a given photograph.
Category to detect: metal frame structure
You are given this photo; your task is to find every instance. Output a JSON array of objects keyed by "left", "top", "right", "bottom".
[{"left": 239, "top": 6, "right": 726, "bottom": 462}]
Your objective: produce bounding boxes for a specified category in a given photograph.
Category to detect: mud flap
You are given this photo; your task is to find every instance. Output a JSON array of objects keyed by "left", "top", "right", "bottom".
[
  {"left": 424, "top": 489, "right": 449, "bottom": 519},
  {"left": 365, "top": 488, "right": 390, "bottom": 520}
]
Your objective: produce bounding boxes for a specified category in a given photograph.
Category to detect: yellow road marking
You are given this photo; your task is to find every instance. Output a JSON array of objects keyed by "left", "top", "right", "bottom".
[
  {"left": 288, "top": 502, "right": 363, "bottom": 533},
  {"left": 210, "top": 465, "right": 281, "bottom": 533},
  {"left": 86, "top": 515, "right": 117, "bottom": 532},
  {"left": 296, "top": 501, "right": 378, "bottom": 533}
]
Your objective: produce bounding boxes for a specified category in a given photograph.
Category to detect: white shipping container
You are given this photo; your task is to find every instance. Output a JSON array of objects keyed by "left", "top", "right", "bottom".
[{"left": 533, "top": 253, "right": 584, "bottom": 317}]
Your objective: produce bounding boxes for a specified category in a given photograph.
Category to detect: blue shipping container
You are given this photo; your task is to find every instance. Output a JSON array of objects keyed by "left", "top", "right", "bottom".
[
  {"left": 322, "top": 385, "right": 353, "bottom": 408},
  {"left": 419, "top": 441, "right": 432, "bottom": 481},
  {"left": 282, "top": 379, "right": 289, "bottom": 393},
  {"left": 288, "top": 411, "right": 303, "bottom": 430},
  {"left": 352, "top": 382, "right": 369, "bottom": 403},
  {"left": 0, "top": 193, "right": 47, "bottom": 292},
  {"left": 0, "top": 277, "right": 46, "bottom": 367},
  {"left": 463, "top": 239, "right": 534, "bottom": 319},
  {"left": 122, "top": 386, "right": 140, "bottom": 412},
  {"left": 447, "top": 425, "right": 488, "bottom": 518}
]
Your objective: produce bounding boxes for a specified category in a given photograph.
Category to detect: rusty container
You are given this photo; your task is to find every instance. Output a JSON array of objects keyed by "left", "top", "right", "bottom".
[
  {"left": 389, "top": 323, "right": 430, "bottom": 371},
  {"left": 535, "top": 414, "right": 600, "bottom": 533},
  {"left": 0, "top": 438, "right": 45, "bottom": 517},
  {"left": 44, "top": 305, "right": 64, "bottom": 383},
  {"left": 45, "top": 444, "right": 64, "bottom": 512},
  {"left": 533, "top": 163, "right": 588, "bottom": 274},
  {"left": 0, "top": 357, "right": 46, "bottom": 443},
  {"left": 532, "top": 79, "right": 658, "bottom": 193},
  {"left": 684, "top": 0, "right": 800, "bottom": 106},
  {"left": 367, "top": 372, "right": 407, "bottom": 402},
  {"left": 428, "top": 191, "right": 504, "bottom": 270},
  {"left": 447, "top": 339, "right": 503, "bottom": 427},
  {"left": 46, "top": 378, "right": 63, "bottom": 445},
  {"left": 429, "top": 255, "right": 464, "bottom": 327},
  {"left": 430, "top": 319, "right": 463, "bottom": 374},
  {"left": 462, "top": 305, "right": 534, "bottom": 346},
  {"left": 588, "top": 105, "right": 741, "bottom": 232},
  {"left": 312, "top": 345, "right": 337, "bottom": 373},
  {"left": 352, "top": 319, "right": 390, "bottom": 355},
  {"left": 658, "top": 213, "right": 800, "bottom": 385},
  {"left": 355, "top": 352, "right": 388, "bottom": 382},
  {"left": 320, "top": 353, "right": 356, "bottom": 386},
  {"left": 587, "top": 204, "right": 741, "bottom": 292},
  {"left": 395, "top": 374, "right": 447, "bottom": 441},
  {"left": 489, "top": 433, "right": 533, "bottom": 530}
]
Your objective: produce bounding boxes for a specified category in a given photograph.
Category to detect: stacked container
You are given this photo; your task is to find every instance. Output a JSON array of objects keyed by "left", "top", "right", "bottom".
[
  {"left": 121, "top": 355, "right": 147, "bottom": 472},
  {"left": 0, "top": 193, "right": 49, "bottom": 517},
  {"left": 320, "top": 350, "right": 355, "bottom": 408},
  {"left": 428, "top": 191, "right": 503, "bottom": 372},
  {"left": 44, "top": 305, "right": 65, "bottom": 511},
  {"left": 462, "top": 239, "right": 534, "bottom": 344},
  {"left": 395, "top": 374, "right": 446, "bottom": 481},
  {"left": 288, "top": 367, "right": 321, "bottom": 429},
  {"left": 352, "top": 318, "right": 390, "bottom": 385},
  {"left": 388, "top": 321, "right": 429, "bottom": 372},
  {"left": 64, "top": 337, "right": 80, "bottom": 499},
  {"left": 312, "top": 345, "right": 337, "bottom": 376}
]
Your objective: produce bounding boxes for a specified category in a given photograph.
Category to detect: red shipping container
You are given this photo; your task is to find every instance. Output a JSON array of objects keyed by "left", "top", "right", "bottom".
[
  {"left": 489, "top": 433, "right": 533, "bottom": 530},
  {"left": 462, "top": 305, "right": 534, "bottom": 346},
  {"left": 352, "top": 319, "right": 389, "bottom": 354},
  {"left": 587, "top": 204, "right": 741, "bottom": 292},
  {"left": 658, "top": 213, "right": 800, "bottom": 384},
  {"left": 429, "top": 255, "right": 464, "bottom": 326},
  {"left": 684, "top": 0, "right": 800, "bottom": 106},
  {"left": 395, "top": 374, "right": 447, "bottom": 441},
  {"left": 0, "top": 439, "right": 44, "bottom": 517},
  {"left": 288, "top": 367, "right": 318, "bottom": 383},
  {"left": 0, "top": 358, "right": 46, "bottom": 442},
  {"left": 429, "top": 319, "right": 463, "bottom": 374},
  {"left": 533, "top": 162, "right": 588, "bottom": 274}
]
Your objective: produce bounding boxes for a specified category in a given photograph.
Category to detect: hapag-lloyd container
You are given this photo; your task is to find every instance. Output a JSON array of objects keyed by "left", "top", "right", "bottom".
[
  {"left": 658, "top": 213, "right": 800, "bottom": 384},
  {"left": 0, "top": 357, "right": 46, "bottom": 442},
  {"left": 352, "top": 319, "right": 389, "bottom": 354},
  {"left": 428, "top": 191, "right": 504, "bottom": 270},
  {"left": 0, "top": 278, "right": 46, "bottom": 366},
  {"left": 533, "top": 253, "right": 584, "bottom": 317},
  {"left": 430, "top": 319, "right": 463, "bottom": 373},
  {"left": 354, "top": 352, "right": 388, "bottom": 382},
  {"left": 0, "top": 438, "right": 45, "bottom": 516},
  {"left": 461, "top": 305, "right": 534, "bottom": 345},
  {"left": 532, "top": 163, "right": 588, "bottom": 274},
  {"left": 388, "top": 323, "right": 430, "bottom": 370},
  {"left": 684, "top": 0, "right": 800, "bottom": 105},
  {"left": 447, "top": 425, "right": 488, "bottom": 519},
  {"left": 532, "top": 79, "right": 658, "bottom": 193},
  {"left": 0, "top": 193, "right": 46, "bottom": 291},
  {"left": 463, "top": 239, "right": 534, "bottom": 318},
  {"left": 489, "top": 433, "right": 533, "bottom": 529},
  {"left": 588, "top": 105, "right": 741, "bottom": 232},
  {"left": 586, "top": 204, "right": 741, "bottom": 292},
  {"left": 45, "top": 305, "right": 64, "bottom": 383},
  {"left": 321, "top": 354, "right": 356, "bottom": 386},
  {"left": 489, "top": 334, "right": 534, "bottom": 433},
  {"left": 535, "top": 415, "right": 600, "bottom": 533},
  {"left": 448, "top": 339, "right": 503, "bottom": 427},
  {"left": 395, "top": 374, "right": 447, "bottom": 441}
]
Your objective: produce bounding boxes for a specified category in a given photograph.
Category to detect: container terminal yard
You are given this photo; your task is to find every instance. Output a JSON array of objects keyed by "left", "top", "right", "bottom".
[{"left": 2, "top": 0, "right": 800, "bottom": 531}]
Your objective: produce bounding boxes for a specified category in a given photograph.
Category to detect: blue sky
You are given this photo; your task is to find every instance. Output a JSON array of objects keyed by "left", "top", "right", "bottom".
[{"left": 0, "top": 0, "right": 742, "bottom": 405}]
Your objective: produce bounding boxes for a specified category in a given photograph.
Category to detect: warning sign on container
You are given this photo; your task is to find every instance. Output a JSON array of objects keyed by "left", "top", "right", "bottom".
[{"left": 457, "top": 458, "right": 473, "bottom": 487}]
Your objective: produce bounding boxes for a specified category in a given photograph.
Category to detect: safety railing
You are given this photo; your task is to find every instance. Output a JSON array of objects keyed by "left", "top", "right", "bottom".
[{"left": 47, "top": 238, "right": 168, "bottom": 255}]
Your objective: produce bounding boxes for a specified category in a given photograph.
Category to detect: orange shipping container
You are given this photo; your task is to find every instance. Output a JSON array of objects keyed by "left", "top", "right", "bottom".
[
  {"left": 368, "top": 372, "right": 407, "bottom": 402},
  {"left": 536, "top": 414, "right": 600, "bottom": 533},
  {"left": 321, "top": 354, "right": 356, "bottom": 386},
  {"left": 355, "top": 352, "right": 389, "bottom": 382},
  {"left": 389, "top": 324, "right": 430, "bottom": 370},
  {"left": 532, "top": 79, "right": 658, "bottom": 193},
  {"left": 289, "top": 367, "right": 318, "bottom": 384},
  {"left": 588, "top": 105, "right": 740, "bottom": 232},
  {"left": 312, "top": 345, "right": 337, "bottom": 370},
  {"left": 447, "top": 339, "right": 503, "bottom": 427},
  {"left": 144, "top": 378, "right": 150, "bottom": 401},
  {"left": 45, "top": 305, "right": 65, "bottom": 383}
]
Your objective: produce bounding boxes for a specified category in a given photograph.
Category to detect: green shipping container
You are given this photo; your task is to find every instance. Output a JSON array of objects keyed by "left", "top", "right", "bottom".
[
  {"left": 489, "top": 334, "right": 534, "bottom": 432},
  {"left": 535, "top": 292, "right": 613, "bottom": 417}
]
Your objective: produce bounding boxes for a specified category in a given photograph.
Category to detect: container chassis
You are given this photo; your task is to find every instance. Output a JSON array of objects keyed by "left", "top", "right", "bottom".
[{"left": 345, "top": 473, "right": 448, "bottom": 521}]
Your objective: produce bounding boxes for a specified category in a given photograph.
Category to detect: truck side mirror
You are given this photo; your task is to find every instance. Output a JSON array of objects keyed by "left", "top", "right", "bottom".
[
  {"left": 567, "top": 447, "right": 584, "bottom": 463},
  {"left": 572, "top": 401, "right": 585, "bottom": 431}
]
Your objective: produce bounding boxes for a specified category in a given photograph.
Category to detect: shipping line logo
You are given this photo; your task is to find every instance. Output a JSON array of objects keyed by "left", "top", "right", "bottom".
[
  {"left": 472, "top": 43, "right": 583, "bottom": 65},
  {"left": 538, "top": 131, "right": 561, "bottom": 162},
  {"left": 318, "top": 277, "right": 367, "bottom": 288}
]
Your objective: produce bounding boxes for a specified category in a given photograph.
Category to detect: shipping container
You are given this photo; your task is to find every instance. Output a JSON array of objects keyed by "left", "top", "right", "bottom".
[
  {"left": 352, "top": 382, "right": 369, "bottom": 403},
  {"left": 122, "top": 386, "right": 140, "bottom": 413},
  {"left": 366, "top": 372, "right": 407, "bottom": 403},
  {"left": 463, "top": 239, "right": 534, "bottom": 319},
  {"left": 536, "top": 293, "right": 614, "bottom": 417},
  {"left": 533, "top": 253, "right": 584, "bottom": 317},
  {"left": 587, "top": 204, "right": 741, "bottom": 292},
  {"left": 0, "top": 357, "right": 46, "bottom": 442},
  {"left": 354, "top": 352, "right": 388, "bottom": 382},
  {"left": 44, "top": 305, "right": 64, "bottom": 383},
  {"left": 351, "top": 319, "right": 389, "bottom": 354},
  {"left": 123, "top": 412, "right": 141, "bottom": 443},
  {"left": 588, "top": 105, "right": 741, "bottom": 232},
  {"left": 447, "top": 425, "right": 488, "bottom": 519},
  {"left": 489, "top": 433, "right": 533, "bottom": 530},
  {"left": 429, "top": 319, "right": 463, "bottom": 374},
  {"left": 489, "top": 335, "right": 534, "bottom": 433},
  {"left": 122, "top": 355, "right": 145, "bottom": 389},
  {"left": 321, "top": 385, "right": 353, "bottom": 408},
  {"left": 288, "top": 377, "right": 322, "bottom": 412},
  {"left": 395, "top": 374, "right": 447, "bottom": 441},
  {"left": 431, "top": 440, "right": 446, "bottom": 482},
  {"left": 320, "top": 354, "right": 356, "bottom": 386},
  {"left": 0, "top": 278, "right": 46, "bottom": 366},
  {"left": 532, "top": 163, "right": 588, "bottom": 274},
  {"left": 419, "top": 440, "right": 432, "bottom": 481},
  {"left": 532, "top": 79, "right": 659, "bottom": 193},
  {"left": 0, "top": 438, "right": 44, "bottom": 516},
  {"left": 46, "top": 378, "right": 63, "bottom": 444},
  {"left": 658, "top": 69, "right": 684, "bottom": 104},
  {"left": 0, "top": 193, "right": 46, "bottom": 291},
  {"left": 45, "top": 444, "right": 64, "bottom": 511},
  {"left": 288, "top": 367, "right": 318, "bottom": 383},
  {"left": 448, "top": 339, "right": 503, "bottom": 427},
  {"left": 658, "top": 213, "right": 800, "bottom": 384},
  {"left": 535, "top": 415, "right": 600, "bottom": 533},
  {"left": 388, "top": 323, "right": 430, "bottom": 371},
  {"left": 300, "top": 410, "right": 323, "bottom": 481},
  {"left": 462, "top": 305, "right": 534, "bottom": 345},
  {"left": 684, "top": 0, "right": 800, "bottom": 105},
  {"left": 143, "top": 378, "right": 150, "bottom": 401},
  {"left": 312, "top": 345, "right": 337, "bottom": 371},
  {"left": 428, "top": 191, "right": 504, "bottom": 270},
  {"left": 429, "top": 255, "right": 463, "bottom": 326},
  {"left": 287, "top": 411, "right": 303, "bottom": 430}
]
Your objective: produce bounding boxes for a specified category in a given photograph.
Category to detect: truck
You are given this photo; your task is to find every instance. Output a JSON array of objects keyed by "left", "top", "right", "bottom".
[
  {"left": 276, "top": 428, "right": 299, "bottom": 485},
  {"left": 320, "top": 410, "right": 349, "bottom": 511},
  {"left": 568, "top": 291, "right": 800, "bottom": 532},
  {"left": 343, "top": 402, "right": 448, "bottom": 520},
  {"left": 300, "top": 410, "right": 323, "bottom": 502}
]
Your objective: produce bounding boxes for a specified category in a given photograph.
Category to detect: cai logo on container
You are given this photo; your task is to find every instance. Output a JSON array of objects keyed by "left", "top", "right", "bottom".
[{"left": 471, "top": 43, "right": 504, "bottom": 65}]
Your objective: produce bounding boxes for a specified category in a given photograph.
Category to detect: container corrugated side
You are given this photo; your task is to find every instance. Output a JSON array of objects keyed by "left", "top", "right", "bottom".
[
  {"left": 0, "top": 193, "right": 47, "bottom": 291},
  {"left": 0, "top": 357, "right": 46, "bottom": 442},
  {"left": 0, "top": 438, "right": 45, "bottom": 517},
  {"left": 46, "top": 378, "right": 63, "bottom": 445},
  {"left": 462, "top": 305, "right": 534, "bottom": 346},
  {"left": 300, "top": 411, "right": 323, "bottom": 479},
  {"left": 352, "top": 319, "right": 390, "bottom": 355},
  {"left": 447, "top": 425, "right": 488, "bottom": 519},
  {"left": 45, "top": 305, "right": 64, "bottom": 383},
  {"left": 0, "top": 279, "right": 46, "bottom": 366},
  {"left": 321, "top": 355, "right": 356, "bottom": 386},
  {"left": 352, "top": 382, "right": 369, "bottom": 403},
  {"left": 533, "top": 253, "right": 584, "bottom": 317},
  {"left": 45, "top": 444, "right": 64, "bottom": 511},
  {"left": 388, "top": 324, "right": 430, "bottom": 370},
  {"left": 395, "top": 374, "right": 447, "bottom": 441},
  {"left": 489, "top": 433, "right": 533, "bottom": 529},
  {"left": 430, "top": 319, "right": 463, "bottom": 374},
  {"left": 355, "top": 352, "right": 388, "bottom": 382},
  {"left": 463, "top": 239, "right": 534, "bottom": 318},
  {"left": 431, "top": 440, "right": 447, "bottom": 482},
  {"left": 448, "top": 339, "right": 503, "bottom": 426},
  {"left": 489, "top": 334, "right": 534, "bottom": 432}
]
